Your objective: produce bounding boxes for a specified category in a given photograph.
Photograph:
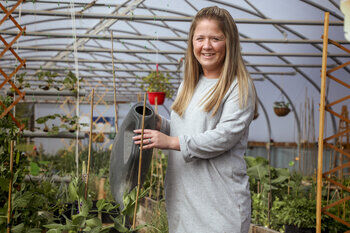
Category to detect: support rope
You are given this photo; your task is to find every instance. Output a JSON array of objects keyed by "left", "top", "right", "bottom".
[{"left": 70, "top": 0, "right": 81, "bottom": 176}]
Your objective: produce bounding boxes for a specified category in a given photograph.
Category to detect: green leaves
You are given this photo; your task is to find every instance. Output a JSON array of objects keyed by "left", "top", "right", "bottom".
[
  {"left": 29, "top": 162, "right": 40, "bottom": 176},
  {"left": 140, "top": 71, "right": 175, "bottom": 98}
]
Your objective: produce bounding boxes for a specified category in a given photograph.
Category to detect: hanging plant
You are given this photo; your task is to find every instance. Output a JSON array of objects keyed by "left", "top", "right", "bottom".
[
  {"left": 37, "top": 71, "right": 58, "bottom": 90},
  {"left": 60, "top": 116, "right": 88, "bottom": 133},
  {"left": 63, "top": 71, "right": 83, "bottom": 93},
  {"left": 273, "top": 101, "right": 291, "bottom": 117},
  {"left": 140, "top": 71, "right": 174, "bottom": 105},
  {"left": 15, "top": 72, "right": 29, "bottom": 89},
  {"left": 35, "top": 114, "right": 60, "bottom": 132}
]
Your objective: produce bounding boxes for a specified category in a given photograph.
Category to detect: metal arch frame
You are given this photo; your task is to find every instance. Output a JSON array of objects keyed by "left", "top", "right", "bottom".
[
  {"left": 0, "top": 0, "right": 345, "bottom": 138},
  {"left": 257, "top": 96, "right": 272, "bottom": 141}
]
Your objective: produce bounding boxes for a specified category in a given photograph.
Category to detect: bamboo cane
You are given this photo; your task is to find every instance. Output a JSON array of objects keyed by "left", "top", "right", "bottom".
[
  {"left": 7, "top": 141, "right": 14, "bottom": 233},
  {"left": 132, "top": 93, "right": 147, "bottom": 229},
  {"left": 316, "top": 12, "right": 329, "bottom": 233},
  {"left": 146, "top": 97, "right": 158, "bottom": 208},
  {"left": 110, "top": 31, "right": 118, "bottom": 134},
  {"left": 85, "top": 89, "right": 94, "bottom": 199},
  {"left": 154, "top": 97, "right": 162, "bottom": 202}
]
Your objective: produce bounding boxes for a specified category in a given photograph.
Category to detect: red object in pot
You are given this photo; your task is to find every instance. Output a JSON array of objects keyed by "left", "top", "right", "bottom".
[{"left": 147, "top": 92, "right": 165, "bottom": 105}]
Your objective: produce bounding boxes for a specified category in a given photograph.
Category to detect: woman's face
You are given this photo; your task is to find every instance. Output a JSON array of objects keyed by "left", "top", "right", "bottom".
[{"left": 192, "top": 19, "right": 226, "bottom": 79}]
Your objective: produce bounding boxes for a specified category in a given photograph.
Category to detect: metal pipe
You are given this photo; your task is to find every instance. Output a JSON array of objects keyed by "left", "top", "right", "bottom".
[
  {"left": 9, "top": 9, "right": 344, "bottom": 25},
  {"left": 0, "top": 64, "right": 335, "bottom": 72},
  {"left": 1, "top": 46, "right": 350, "bottom": 57},
  {"left": 1, "top": 30, "right": 349, "bottom": 44},
  {"left": 19, "top": 72, "right": 295, "bottom": 80}
]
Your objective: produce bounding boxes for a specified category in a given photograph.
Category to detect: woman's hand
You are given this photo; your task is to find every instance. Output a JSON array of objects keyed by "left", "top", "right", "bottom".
[{"left": 133, "top": 129, "right": 180, "bottom": 151}]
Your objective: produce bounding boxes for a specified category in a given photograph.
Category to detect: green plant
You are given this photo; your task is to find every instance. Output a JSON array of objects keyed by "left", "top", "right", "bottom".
[
  {"left": 274, "top": 195, "right": 316, "bottom": 229},
  {"left": 145, "top": 200, "right": 168, "bottom": 233},
  {"left": 42, "top": 176, "right": 148, "bottom": 232},
  {"left": 273, "top": 101, "right": 290, "bottom": 109},
  {"left": 143, "top": 150, "right": 167, "bottom": 201},
  {"left": 37, "top": 70, "right": 58, "bottom": 90},
  {"left": 63, "top": 71, "right": 83, "bottom": 92},
  {"left": 15, "top": 72, "right": 29, "bottom": 89},
  {"left": 140, "top": 71, "right": 175, "bottom": 98}
]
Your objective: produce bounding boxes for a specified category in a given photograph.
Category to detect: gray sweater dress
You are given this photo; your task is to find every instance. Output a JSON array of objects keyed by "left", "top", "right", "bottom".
[{"left": 160, "top": 75, "right": 255, "bottom": 233}]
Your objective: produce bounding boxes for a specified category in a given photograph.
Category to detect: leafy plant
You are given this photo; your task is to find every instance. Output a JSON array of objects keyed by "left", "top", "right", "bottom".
[
  {"left": 140, "top": 71, "right": 175, "bottom": 98},
  {"left": 37, "top": 70, "right": 58, "bottom": 90},
  {"left": 63, "top": 71, "right": 83, "bottom": 92},
  {"left": 15, "top": 72, "right": 29, "bottom": 89},
  {"left": 273, "top": 101, "right": 290, "bottom": 109}
]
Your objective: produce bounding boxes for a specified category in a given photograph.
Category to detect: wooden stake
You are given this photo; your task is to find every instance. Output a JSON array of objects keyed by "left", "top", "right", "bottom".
[
  {"left": 146, "top": 97, "right": 158, "bottom": 208},
  {"left": 7, "top": 141, "right": 14, "bottom": 233},
  {"left": 132, "top": 93, "right": 147, "bottom": 229},
  {"left": 85, "top": 89, "right": 94, "bottom": 199},
  {"left": 316, "top": 12, "right": 329, "bottom": 233},
  {"left": 110, "top": 31, "right": 118, "bottom": 134}
]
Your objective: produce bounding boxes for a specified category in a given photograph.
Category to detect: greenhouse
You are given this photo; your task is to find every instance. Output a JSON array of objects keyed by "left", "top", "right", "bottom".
[{"left": 0, "top": 0, "right": 349, "bottom": 232}]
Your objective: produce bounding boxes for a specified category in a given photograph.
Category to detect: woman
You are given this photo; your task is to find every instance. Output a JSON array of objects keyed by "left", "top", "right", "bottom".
[{"left": 133, "top": 6, "right": 257, "bottom": 233}]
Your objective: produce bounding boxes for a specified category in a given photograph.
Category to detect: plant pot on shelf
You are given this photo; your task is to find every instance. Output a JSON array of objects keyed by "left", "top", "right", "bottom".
[
  {"left": 274, "top": 107, "right": 290, "bottom": 117},
  {"left": 147, "top": 92, "right": 165, "bottom": 105}
]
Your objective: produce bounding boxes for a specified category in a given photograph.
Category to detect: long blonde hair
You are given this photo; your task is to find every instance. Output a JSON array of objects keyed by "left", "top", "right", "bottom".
[{"left": 172, "top": 6, "right": 257, "bottom": 117}]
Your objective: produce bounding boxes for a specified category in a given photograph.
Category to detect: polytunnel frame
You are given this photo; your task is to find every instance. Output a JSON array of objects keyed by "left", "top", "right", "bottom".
[{"left": 1, "top": 0, "right": 347, "bottom": 139}]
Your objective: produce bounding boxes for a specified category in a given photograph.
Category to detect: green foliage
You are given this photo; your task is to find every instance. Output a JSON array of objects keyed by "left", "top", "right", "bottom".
[
  {"left": 246, "top": 155, "right": 350, "bottom": 232},
  {"left": 35, "top": 114, "right": 60, "bottom": 124},
  {"left": 140, "top": 71, "right": 175, "bottom": 98},
  {"left": 1, "top": 181, "right": 63, "bottom": 232},
  {"left": 146, "top": 201, "right": 168, "bottom": 233},
  {"left": 273, "top": 101, "right": 290, "bottom": 109},
  {"left": 0, "top": 96, "right": 28, "bottom": 231},
  {"left": 15, "top": 73, "right": 30, "bottom": 89},
  {"left": 36, "top": 70, "right": 58, "bottom": 89},
  {"left": 35, "top": 114, "right": 87, "bottom": 133},
  {"left": 63, "top": 71, "right": 83, "bottom": 91},
  {"left": 142, "top": 150, "right": 167, "bottom": 200}
]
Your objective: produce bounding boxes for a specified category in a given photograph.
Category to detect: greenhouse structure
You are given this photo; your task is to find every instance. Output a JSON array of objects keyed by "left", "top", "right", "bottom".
[{"left": 0, "top": 0, "right": 349, "bottom": 232}]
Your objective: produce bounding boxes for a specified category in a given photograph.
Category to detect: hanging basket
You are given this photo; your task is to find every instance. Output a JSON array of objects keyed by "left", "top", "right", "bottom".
[
  {"left": 147, "top": 92, "right": 165, "bottom": 105},
  {"left": 274, "top": 107, "right": 290, "bottom": 117}
]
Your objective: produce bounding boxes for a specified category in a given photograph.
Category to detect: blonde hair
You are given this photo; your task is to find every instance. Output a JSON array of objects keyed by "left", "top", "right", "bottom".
[{"left": 172, "top": 6, "right": 257, "bottom": 117}]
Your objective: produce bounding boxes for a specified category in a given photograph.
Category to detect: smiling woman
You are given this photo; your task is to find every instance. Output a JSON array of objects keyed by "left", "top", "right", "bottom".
[
  {"left": 192, "top": 19, "right": 226, "bottom": 79},
  {"left": 133, "top": 6, "right": 257, "bottom": 233}
]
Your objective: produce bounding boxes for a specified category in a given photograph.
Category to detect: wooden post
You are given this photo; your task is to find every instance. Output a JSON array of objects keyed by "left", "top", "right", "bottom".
[
  {"left": 316, "top": 12, "right": 329, "bottom": 233},
  {"left": 266, "top": 142, "right": 272, "bottom": 228},
  {"left": 132, "top": 93, "right": 147, "bottom": 229},
  {"left": 7, "top": 141, "right": 14, "bottom": 233},
  {"left": 110, "top": 31, "right": 118, "bottom": 134},
  {"left": 85, "top": 89, "right": 94, "bottom": 199}
]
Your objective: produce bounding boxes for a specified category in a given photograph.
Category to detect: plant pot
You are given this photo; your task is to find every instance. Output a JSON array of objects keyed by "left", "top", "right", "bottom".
[
  {"left": 285, "top": 225, "right": 315, "bottom": 233},
  {"left": 147, "top": 92, "right": 165, "bottom": 105},
  {"left": 274, "top": 107, "right": 290, "bottom": 117}
]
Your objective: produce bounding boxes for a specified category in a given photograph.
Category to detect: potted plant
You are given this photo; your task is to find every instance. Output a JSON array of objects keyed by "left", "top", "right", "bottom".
[
  {"left": 37, "top": 71, "right": 58, "bottom": 90},
  {"left": 15, "top": 72, "right": 29, "bottom": 89},
  {"left": 35, "top": 114, "right": 60, "bottom": 132},
  {"left": 273, "top": 101, "right": 290, "bottom": 117},
  {"left": 140, "top": 71, "right": 175, "bottom": 105},
  {"left": 60, "top": 115, "right": 88, "bottom": 133},
  {"left": 63, "top": 71, "right": 83, "bottom": 93}
]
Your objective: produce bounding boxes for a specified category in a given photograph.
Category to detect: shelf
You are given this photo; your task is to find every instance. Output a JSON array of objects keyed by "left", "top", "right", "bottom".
[{"left": 7, "top": 88, "right": 86, "bottom": 97}]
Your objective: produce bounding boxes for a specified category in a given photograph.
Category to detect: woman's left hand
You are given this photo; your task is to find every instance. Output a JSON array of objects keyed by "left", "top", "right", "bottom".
[{"left": 133, "top": 129, "right": 180, "bottom": 151}]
